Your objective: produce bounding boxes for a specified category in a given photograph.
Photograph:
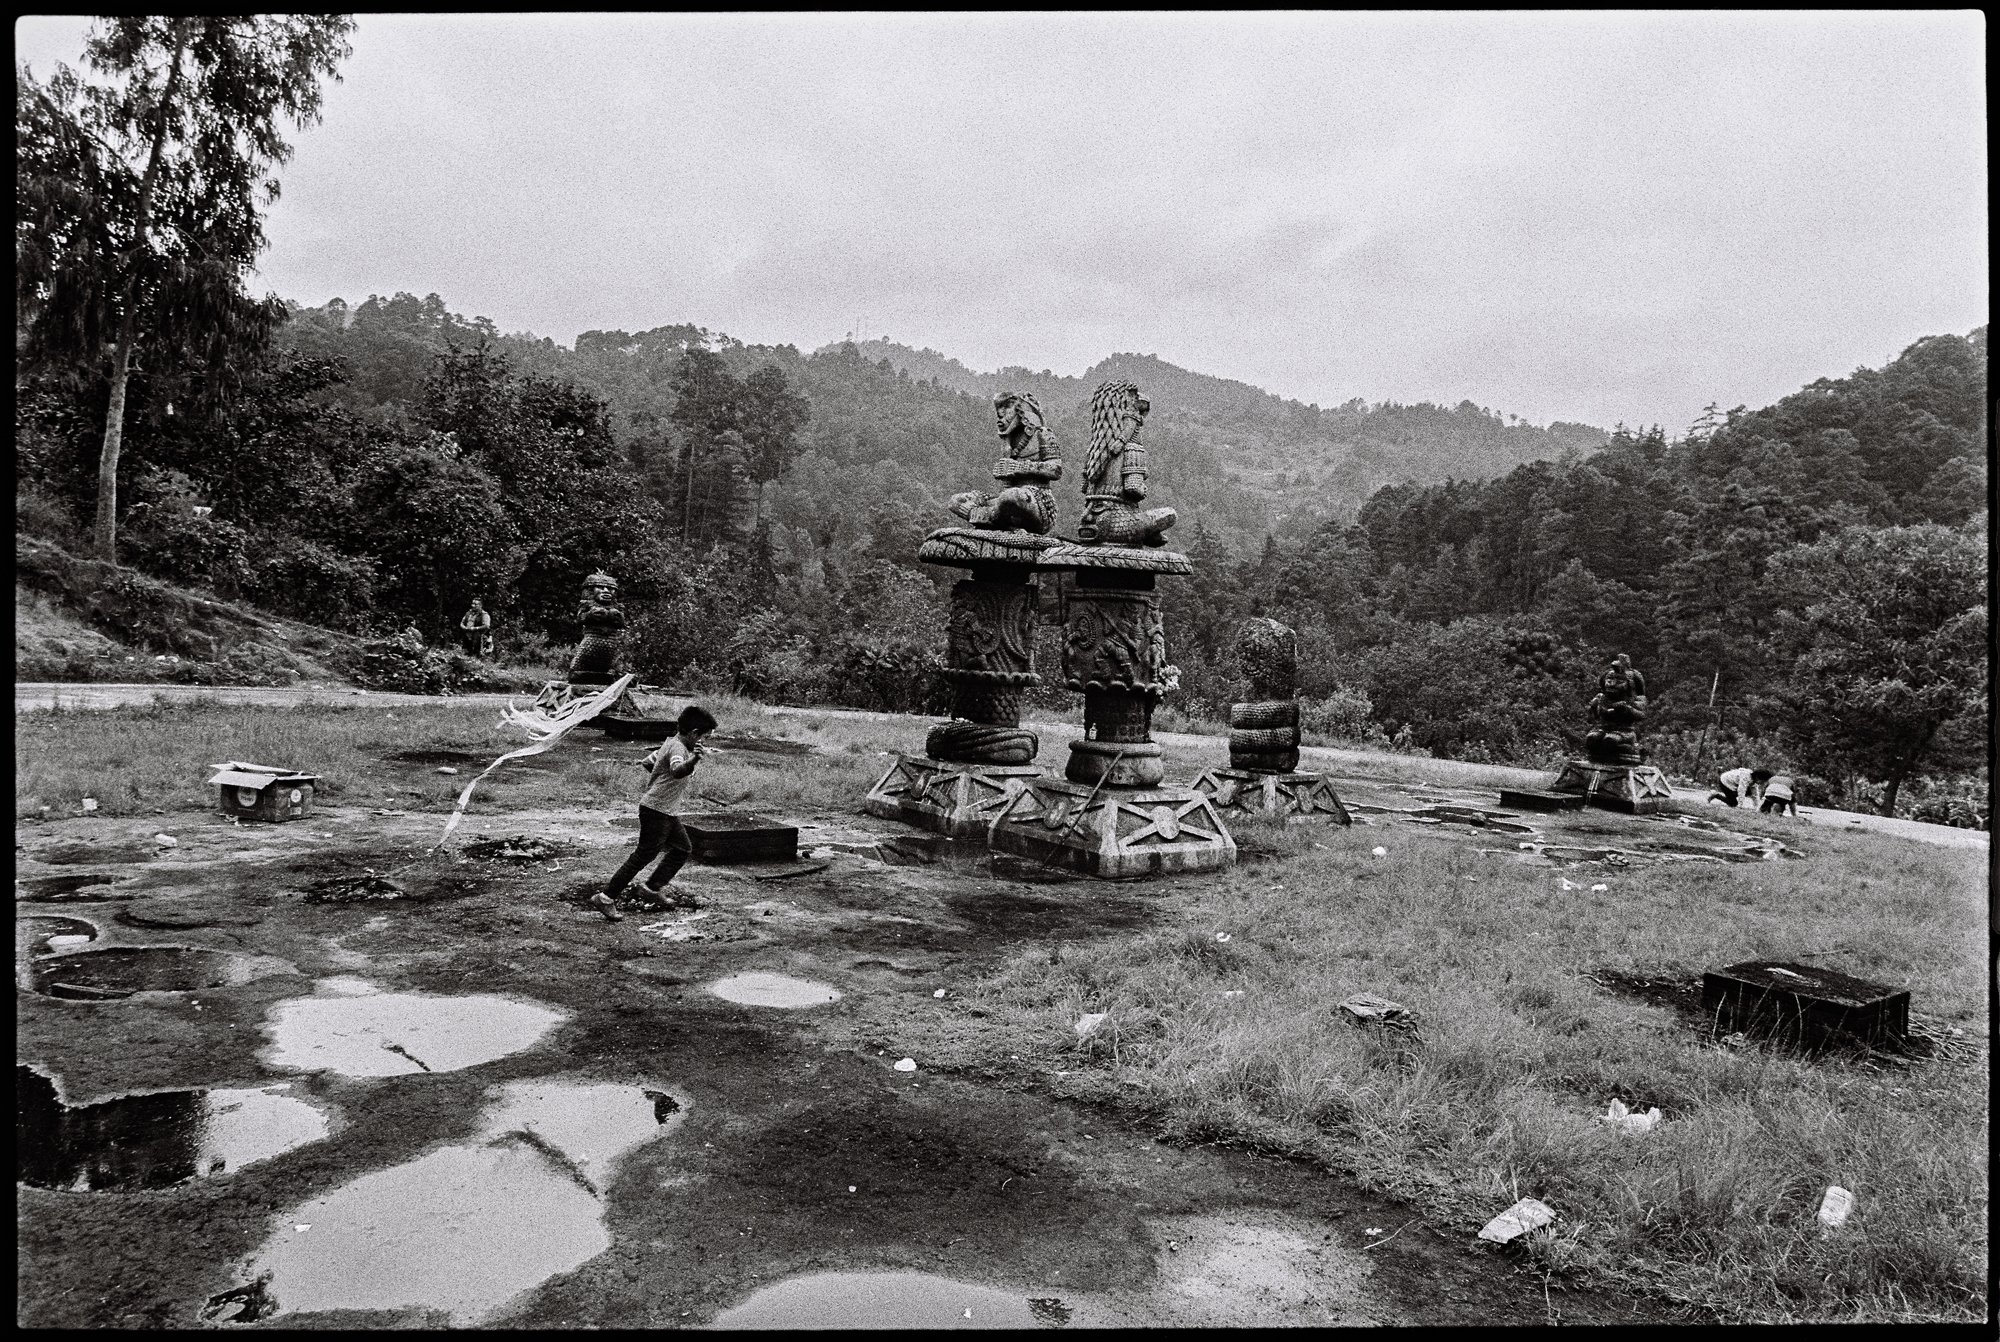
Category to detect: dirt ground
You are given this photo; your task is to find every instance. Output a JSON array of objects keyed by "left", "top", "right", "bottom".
[{"left": 13, "top": 734, "right": 1762, "bottom": 1329}]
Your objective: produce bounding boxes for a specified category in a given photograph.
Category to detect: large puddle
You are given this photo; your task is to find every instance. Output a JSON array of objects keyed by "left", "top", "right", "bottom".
[
  {"left": 16, "top": 873, "right": 138, "bottom": 902},
  {"left": 711, "top": 1272, "right": 1083, "bottom": 1330},
  {"left": 28, "top": 946, "right": 255, "bottom": 1000},
  {"left": 206, "top": 1079, "right": 681, "bottom": 1325},
  {"left": 260, "top": 978, "right": 568, "bottom": 1077},
  {"left": 706, "top": 971, "right": 843, "bottom": 1008},
  {"left": 17, "top": 1066, "right": 329, "bottom": 1192},
  {"left": 17, "top": 915, "right": 99, "bottom": 957}
]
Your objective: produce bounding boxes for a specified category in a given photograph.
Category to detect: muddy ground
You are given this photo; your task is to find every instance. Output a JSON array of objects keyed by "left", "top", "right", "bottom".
[{"left": 14, "top": 748, "right": 1740, "bottom": 1329}]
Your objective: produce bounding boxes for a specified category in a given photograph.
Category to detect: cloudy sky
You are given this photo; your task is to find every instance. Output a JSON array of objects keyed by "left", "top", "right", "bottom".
[{"left": 15, "top": 11, "right": 1987, "bottom": 431}]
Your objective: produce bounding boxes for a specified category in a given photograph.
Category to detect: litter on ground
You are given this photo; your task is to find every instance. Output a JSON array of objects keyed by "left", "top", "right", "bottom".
[{"left": 1478, "top": 1197, "right": 1556, "bottom": 1244}]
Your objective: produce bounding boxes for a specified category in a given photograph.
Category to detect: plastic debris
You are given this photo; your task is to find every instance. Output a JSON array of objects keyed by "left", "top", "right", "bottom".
[
  {"left": 1560, "top": 878, "right": 1577, "bottom": 891},
  {"left": 1602, "top": 1098, "right": 1662, "bottom": 1134},
  {"left": 294, "top": 1224, "right": 312, "bottom": 1233},
  {"left": 1818, "top": 1186, "right": 1854, "bottom": 1229},
  {"left": 155, "top": 833, "right": 178, "bottom": 847},
  {"left": 1364, "top": 1227, "right": 1384, "bottom": 1236},
  {"left": 1478, "top": 1197, "right": 1556, "bottom": 1243},
  {"left": 1214, "top": 931, "right": 1232, "bottom": 943},
  {"left": 1371, "top": 846, "right": 1388, "bottom": 856},
  {"left": 1340, "top": 993, "right": 1409, "bottom": 1023},
  {"left": 933, "top": 989, "right": 947, "bottom": 999},
  {"left": 80, "top": 798, "right": 98, "bottom": 813},
  {"left": 892, "top": 1057, "right": 918, "bottom": 1072},
  {"left": 1075, "top": 1012, "right": 1109, "bottom": 1038},
  {"left": 848, "top": 1186, "right": 857, "bottom": 1193},
  {"left": 1590, "top": 883, "right": 1608, "bottom": 893},
  {"left": 435, "top": 767, "right": 459, "bottom": 775}
]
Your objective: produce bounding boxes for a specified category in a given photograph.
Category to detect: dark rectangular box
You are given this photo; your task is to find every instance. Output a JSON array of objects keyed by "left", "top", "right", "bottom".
[
  {"left": 681, "top": 812, "right": 798, "bottom": 863},
  {"left": 1498, "top": 789, "right": 1585, "bottom": 812},
  {"left": 1701, "top": 960, "right": 1910, "bottom": 1050}
]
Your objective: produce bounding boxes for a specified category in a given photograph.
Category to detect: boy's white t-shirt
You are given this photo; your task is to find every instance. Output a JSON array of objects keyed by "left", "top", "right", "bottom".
[
  {"left": 639, "top": 738, "right": 695, "bottom": 814},
  {"left": 1719, "top": 767, "right": 1754, "bottom": 794}
]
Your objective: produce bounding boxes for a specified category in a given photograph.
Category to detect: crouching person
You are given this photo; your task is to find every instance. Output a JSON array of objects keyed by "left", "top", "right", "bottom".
[{"left": 593, "top": 705, "right": 717, "bottom": 922}]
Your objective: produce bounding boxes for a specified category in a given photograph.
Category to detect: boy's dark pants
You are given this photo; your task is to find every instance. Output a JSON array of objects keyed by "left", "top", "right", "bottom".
[{"left": 606, "top": 806, "right": 692, "bottom": 896}]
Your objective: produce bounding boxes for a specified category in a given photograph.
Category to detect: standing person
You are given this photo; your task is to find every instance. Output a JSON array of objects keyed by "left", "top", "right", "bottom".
[
  {"left": 459, "top": 599, "right": 492, "bottom": 658},
  {"left": 592, "top": 704, "right": 718, "bottom": 922},
  {"left": 1709, "top": 765, "right": 1756, "bottom": 808},
  {"left": 1759, "top": 772, "right": 1798, "bottom": 817}
]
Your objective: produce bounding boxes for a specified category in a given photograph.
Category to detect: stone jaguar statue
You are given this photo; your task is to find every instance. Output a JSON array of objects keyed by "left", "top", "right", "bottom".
[{"left": 1076, "top": 380, "right": 1176, "bottom": 547}]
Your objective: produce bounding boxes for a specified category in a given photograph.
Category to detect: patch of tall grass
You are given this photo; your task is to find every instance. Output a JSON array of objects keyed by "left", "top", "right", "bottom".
[{"left": 950, "top": 822, "right": 1987, "bottom": 1322}]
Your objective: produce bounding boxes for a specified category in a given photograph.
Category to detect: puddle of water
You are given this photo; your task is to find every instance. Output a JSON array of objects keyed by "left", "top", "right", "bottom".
[
  {"left": 32, "top": 843, "right": 157, "bottom": 866},
  {"left": 711, "top": 1272, "right": 1076, "bottom": 1330},
  {"left": 260, "top": 979, "right": 567, "bottom": 1076},
  {"left": 16, "top": 873, "right": 137, "bottom": 902},
  {"left": 17, "top": 915, "right": 99, "bottom": 957},
  {"left": 706, "top": 972, "right": 843, "bottom": 1008},
  {"left": 29, "top": 946, "right": 252, "bottom": 1000},
  {"left": 17, "top": 1066, "right": 329, "bottom": 1191},
  {"left": 210, "top": 1078, "right": 679, "bottom": 1325}
]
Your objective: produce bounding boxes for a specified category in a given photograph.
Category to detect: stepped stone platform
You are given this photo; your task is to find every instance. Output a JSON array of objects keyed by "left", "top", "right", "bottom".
[
  {"left": 1548, "top": 760, "right": 1674, "bottom": 814},
  {"left": 1192, "top": 768, "right": 1351, "bottom": 824}
]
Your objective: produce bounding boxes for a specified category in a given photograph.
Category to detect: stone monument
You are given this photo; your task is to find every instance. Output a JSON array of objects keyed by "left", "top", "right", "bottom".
[
  {"left": 1192, "top": 617, "right": 1351, "bottom": 823},
  {"left": 864, "top": 393, "right": 1064, "bottom": 838},
  {"left": 566, "top": 571, "right": 626, "bottom": 685},
  {"left": 983, "top": 381, "right": 1234, "bottom": 877},
  {"left": 1542, "top": 655, "right": 1673, "bottom": 812}
]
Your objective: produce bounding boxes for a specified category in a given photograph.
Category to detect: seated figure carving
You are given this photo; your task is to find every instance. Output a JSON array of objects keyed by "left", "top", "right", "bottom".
[
  {"left": 1582, "top": 656, "right": 1647, "bottom": 765},
  {"left": 948, "top": 391, "right": 1063, "bottom": 534}
]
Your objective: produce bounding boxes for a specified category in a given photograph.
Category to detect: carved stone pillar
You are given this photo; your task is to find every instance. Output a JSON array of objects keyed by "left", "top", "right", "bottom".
[
  {"left": 925, "top": 567, "right": 1039, "bottom": 765},
  {"left": 1062, "top": 570, "right": 1167, "bottom": 788}
]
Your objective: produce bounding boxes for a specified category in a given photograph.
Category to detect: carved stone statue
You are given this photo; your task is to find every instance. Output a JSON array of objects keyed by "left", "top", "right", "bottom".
[
  {"left": 566, "top": 571, "right": 626, "bottom": 685},
  {"left": 948, "top": 392, "right": 1063, "bottom": 534},
  {"left": 1075, "top": 381, "right": 1175, "bottom": 547},
  {"left": 1582, "top": 655, "right": 1647, "bottom": 765},
  {"left": 1227, "top": 617, "right": 1302, "bottom": 774}
]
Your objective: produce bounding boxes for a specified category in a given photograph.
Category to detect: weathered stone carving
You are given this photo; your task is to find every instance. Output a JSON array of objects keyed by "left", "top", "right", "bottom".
[
  {"left": 948, "top": 392, "right": 1064, "bottom": 534},
  {"left": 1583, "top": 656, "right": 1646, "bottom": 765},
  {"left": 566, "top": 571, "right": 625, "bottom": 685},
  {"left": 1194, "top": 616, "right": 1351, "bottom": 823},
  {"left": 927, "top": 577, "right": 1040, "bottom": 763},
  {"left": 1075, "top": 381, "right": 1176, "bottom": 547}
]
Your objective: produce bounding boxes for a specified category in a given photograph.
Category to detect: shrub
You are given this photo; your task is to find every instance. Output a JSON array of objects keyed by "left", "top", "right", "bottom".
[
  {"left": 16, "top": 486, "right": 84, "bottom": 549},
  {"left": 1300, "top": 686, "right": 1389, "bottom": 746},
  {"left": 242, "top": 536, "right": 376, "bottom": 631},
  {"left": 122, "top": 503, "right": 253, "bottom": 596}
]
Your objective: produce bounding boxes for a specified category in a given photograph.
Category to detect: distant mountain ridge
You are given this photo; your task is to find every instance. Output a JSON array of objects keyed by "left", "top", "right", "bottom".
[{"left": 827, "top": 337, "right": 1611, "bottom": 527}]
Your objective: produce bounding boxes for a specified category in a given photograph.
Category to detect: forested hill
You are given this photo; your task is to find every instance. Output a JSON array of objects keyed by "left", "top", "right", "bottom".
[{"left": 841, "top": 338, "right": 1611, "bottom": 528}]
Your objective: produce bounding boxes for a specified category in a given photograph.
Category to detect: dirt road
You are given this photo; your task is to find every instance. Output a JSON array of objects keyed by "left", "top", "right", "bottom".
[{"left": 17, "top": 681, "right": 1982, "bottom": 851}]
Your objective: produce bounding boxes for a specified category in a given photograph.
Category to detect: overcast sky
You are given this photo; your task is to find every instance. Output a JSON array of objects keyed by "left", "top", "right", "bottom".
[{"left": 15, "top": 11, "right": 1988, "bottom": 431}]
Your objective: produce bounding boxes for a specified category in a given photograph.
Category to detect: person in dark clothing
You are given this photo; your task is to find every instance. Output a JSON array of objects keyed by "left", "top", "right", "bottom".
[{"left": 592, "top": 704, "right": 717, "bottom": 922}]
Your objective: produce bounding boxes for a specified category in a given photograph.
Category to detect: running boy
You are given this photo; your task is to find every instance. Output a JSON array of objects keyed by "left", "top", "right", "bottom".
[{"left": 593, "top": 704, "right": 717, "bottom": 922}]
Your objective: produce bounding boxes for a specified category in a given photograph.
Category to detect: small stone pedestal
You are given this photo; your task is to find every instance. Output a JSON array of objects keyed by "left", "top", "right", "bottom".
[
  {"left": 1702, "top": 960, "right": 1910, "bottom": 1050},
  {"left": 1549, "top": 759, "right": 1673, "bottom": 813},
  {"left": 1192, "top": 768, "right": 1351, "bottom": 824},
  {"left": 987, "top": 777, "right": 1236, "bottom": 879}
]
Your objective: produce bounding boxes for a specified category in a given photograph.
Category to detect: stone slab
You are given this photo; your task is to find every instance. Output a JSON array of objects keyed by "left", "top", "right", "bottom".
[
  {"left": 915, "top": 527, "right": 1192, "bottom": 575},
  {"left": 679, "top": 813, "right": 799, "bottom": 863},
  {"left": 1192, "top": 769, "right": 1351, "bottom": 824},
  {"left": 1497, "top": 789, "right": 1587, "bottom": 812},
  {"left": 862, "top": 755, "right": 1046, "bottom": 841},
  {"left": 986, "top": 777, "right": 1236, "bottom": 879},
  {"left": 1701, "top": 959, "right": 1910, "bottom": 1050}
]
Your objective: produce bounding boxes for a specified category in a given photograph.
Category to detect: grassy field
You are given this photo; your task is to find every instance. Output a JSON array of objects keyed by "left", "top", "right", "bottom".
[{"left": 14, "top": 695, "right": 1989, "bottom": 1323}]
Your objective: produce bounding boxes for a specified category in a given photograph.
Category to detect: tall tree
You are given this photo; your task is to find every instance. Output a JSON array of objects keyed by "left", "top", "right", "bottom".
[
  {"left": 1764, "top": 523, "right": 1986, "bottom": 816},
  {"left": 16, "top": 15, "right": 354, "bottom": 560}
]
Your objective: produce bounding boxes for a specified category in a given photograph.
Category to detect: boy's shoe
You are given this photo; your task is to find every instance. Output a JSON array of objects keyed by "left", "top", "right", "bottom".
[{"left": 590, "top": 893, "right": 624, "bottom": 923}]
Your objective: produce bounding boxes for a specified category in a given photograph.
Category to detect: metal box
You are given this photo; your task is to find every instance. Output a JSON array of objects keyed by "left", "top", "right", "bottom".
[
  {"left": 208, "top": 764, "right": 319, "bottom": 823},
  {"left": 1701, "top": 960, "right": 1910, "bottom": 1050}
]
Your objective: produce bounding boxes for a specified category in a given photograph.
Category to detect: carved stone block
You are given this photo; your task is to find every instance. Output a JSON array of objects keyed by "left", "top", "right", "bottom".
[
  {"left": 986, "top": 777, "right": 1236, "bottom": 879},
  {"left": 863, "top": 755, "right": 1046, "bottom": 840},
  {"left": 1548, "top": 759, "right": 1674, "bottom": 813},
  {"left": 1192, "top": 768, "right": 1352, "bottom": 824}
]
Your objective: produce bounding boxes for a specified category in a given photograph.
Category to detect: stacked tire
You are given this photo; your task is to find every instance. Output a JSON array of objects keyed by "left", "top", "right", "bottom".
[{"left": 1229, "top": 700, "right": 1299, "bottom": 773}]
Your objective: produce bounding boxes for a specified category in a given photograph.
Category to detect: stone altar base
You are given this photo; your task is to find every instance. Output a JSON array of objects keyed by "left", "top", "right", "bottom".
[
  {"left": 862, "top": 755, "right": 1046, "bottom": 841},
  {"left": 1549, "top": 759, "right": 1674, "bottom": 813},
  {"left": 986, "top": 777, "right": 1236, "bottom": 879},
  {"left": 1191, "top": 768, "right": 1351, "bottom": 824}
]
